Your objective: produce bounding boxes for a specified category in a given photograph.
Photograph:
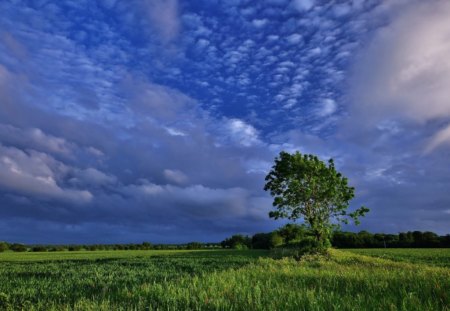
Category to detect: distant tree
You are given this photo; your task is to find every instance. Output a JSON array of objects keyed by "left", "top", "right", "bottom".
[
  {"left": 186, "top": 242, "right": 202, "bottom": 250},
  {"left": 141, "top": 242, "right": 152, "bottom": 250},
  {"left": 0, "top": 242, "right": 8, "bottom": 252},
  {"left": 87, "top": 245, "right": 98, "bottom": 251},
  {"left": 277, "top": 224, "right": 308, "bottom": 245},
  {"left": 264, "top": 151, "right": 369, "bottom": 251},
  {"left": 270, "top": 233, "right": 284, "bottom": 248},
  {"left": 68, "top": 245, "right": 82, "bottom": 251},
  {"left": 220, "top": 234, "right": 251, "bottom": 249},
  {"left": 422, "top": 231, "right": 440, "bottom": 247},
  {"left": 10, "top": 243, "right": 27, "bottom": 252},
  {"left": 251, "top": 233, "right": 272, "bottom": 249},
  {"left": 440, "top": 235, "right": 450, "bottom": 247},
  {"left": 31, "top": 246, "right": 47, "bottom": 252}
]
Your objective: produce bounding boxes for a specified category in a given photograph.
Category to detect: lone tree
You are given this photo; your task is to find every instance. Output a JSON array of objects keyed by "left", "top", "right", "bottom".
[{"left": 264, "top": 151, "right": 369, "bottom": 250}]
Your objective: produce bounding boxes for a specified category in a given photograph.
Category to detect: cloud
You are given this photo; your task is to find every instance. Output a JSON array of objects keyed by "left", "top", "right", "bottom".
[
  {"left": 425, "top": 124, "right": 450, "bottom": 153},
  {"left": 0, "top": 124, "right": 75, "bottom": 157},
  {"left": 316, "top": 98, "right": 337, "bottom": 117},
  {"left": 163, "top": 169, "right": 188, "bottom": 184},
  {"left": 3, "top": 0, "right": 450, "bottom": 242},
  {"left": 292, "top": 0, "right": 315, "bottom": 12},
  {"left": 286, "top": 33, "right": 303, "bottom": 44},
  {"left": 0, "top": 31, "right": 27, "bottom": 61},
  {"left": 219, "top": 119, "right": 262, "bottom": 147},
  {"left": 72, "top": 168, "right": 117, "bottom": 186},
  {"left": 350, "top": 1, "right": 450, "bottom": 150},
  {"left": 144, "top": 0, "right": 180, "bottom": 43},
  {"left": 252, "top": 19, "right": 268, "bottom": 28},
  {"left": 0, "top": 144, "right": 92, "bottom": 203}
]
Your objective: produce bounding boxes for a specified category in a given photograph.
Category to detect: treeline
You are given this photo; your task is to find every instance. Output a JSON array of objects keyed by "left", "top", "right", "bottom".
[
  {"left": 220, "top": 225, "right": 450, "bottom": 249},
  {"left": 332, "top": 230, "right": 450, "bottom": 248},
  {"left": 2, "top": 227, "right": 449, "bottom": 253},
  {"left": 0, "top": 241, "right": 220, "bottom": 253}
]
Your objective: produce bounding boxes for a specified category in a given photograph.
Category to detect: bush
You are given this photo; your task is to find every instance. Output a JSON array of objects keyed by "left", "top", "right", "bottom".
[
  {"left": 32, "top": 246, "right": 47, "bottom": 252},
  {"left": 221, "top": 234, "right": 251, "bottom": 249},
  {"left": 10, "top": 243, "right": 27, "bottom": 252},
  {"left": 186, "top": 242, "right": 202, "bottom": 250},
  {"left": 233, "top": 243, "right": 248, "bottom": 250},
  {"left": 271, "top": 237, "right": 331, "bottom": 260},
  {"left": 68, "top": 245, "right": 82, "bottom": 251},
  {"left": 0, "top": 242, "right": 8, "bottom": 252}
]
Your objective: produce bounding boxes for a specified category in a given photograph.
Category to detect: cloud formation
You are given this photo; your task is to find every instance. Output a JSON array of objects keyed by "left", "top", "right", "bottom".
[
  {"left": 0, "top": 0, "right": 449, "bottom": 243},
  {"left": 350, "top": 1, "right": 450, "bottom": 151}
]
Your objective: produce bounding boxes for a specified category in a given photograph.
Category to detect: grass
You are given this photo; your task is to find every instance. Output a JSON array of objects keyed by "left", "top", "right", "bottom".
[
  {"left": 344, "top": 248, "right": 450, "bottom": 267},
  {"left": 0, "top": 248, "right": 448, "bottom": 310}
]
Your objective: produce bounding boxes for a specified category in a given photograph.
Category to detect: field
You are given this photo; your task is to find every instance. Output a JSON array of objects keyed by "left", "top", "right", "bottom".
[
  {"left": 0, "top": 249, "right": 449, "bottom": 310},
  {"left": 345, "top": 248, "right": 450, "bottom": 267}
]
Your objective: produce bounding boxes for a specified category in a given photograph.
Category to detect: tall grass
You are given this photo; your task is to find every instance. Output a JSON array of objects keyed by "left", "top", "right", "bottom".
[
  {"left": 0, "top": 249, "right": 448, "bottom": 310},
  {"left": 344, "top": 248, "right": 450, "bottom": 267}
]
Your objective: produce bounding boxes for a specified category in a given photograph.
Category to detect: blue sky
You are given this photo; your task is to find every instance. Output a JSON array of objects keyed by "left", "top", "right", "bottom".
[{"left": 1, "top": 0, "right": 449, "bottom": 243}]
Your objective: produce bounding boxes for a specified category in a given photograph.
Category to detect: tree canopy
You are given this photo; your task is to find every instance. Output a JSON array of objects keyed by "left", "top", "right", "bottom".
[{"left": 264, "top": 151, "right": 369, "bottom": 249}]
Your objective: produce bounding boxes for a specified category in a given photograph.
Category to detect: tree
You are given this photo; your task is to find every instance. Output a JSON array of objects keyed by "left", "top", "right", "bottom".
[
  {"left": 220, "top": 234, "right": 251, "bottom": 249},
  {"left": 10, "top": 243, "right": 27, "bottom": 252},
  {"left": 276, "top": 224, "right": 308, "bottom": 245},
  {"left": 186, "top": 242, "right": 202, "bottom": 249},
  {"left": 264, "top": 151, "right": 369, "bottom": 250},
  {"left": 0, "top": 242, "right": 8, "bottom": 252}
]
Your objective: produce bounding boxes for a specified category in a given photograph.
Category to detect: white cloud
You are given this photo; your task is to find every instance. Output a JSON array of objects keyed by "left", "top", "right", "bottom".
[
  {"left": 123, "top": 181, "right": 249, "bottom": 218},
  {"left": 286, "top": 33, "right": 302, "bottom": 44},
  {"left": 144, "top": 0, "right": 180, "bottom": 43},
  {"left": 425, "top": 124, "right": 450, "bottom": 153},
  {"left": 72, "top": 168, "right": 117, "bottom": 186},
  {"left": 292, "top": 0, "right": 314, "bottom": 12},
  {"left": 0, "top": 124, "right": 75, "bottom": 156},
  {"left": 267, "top": 35, "right": 279, "bottom": 41},
  {"left": 350, "top": 1, "right": 450, "bottom": 151},
  {"left": 252, "top": 19, "right": 268, "bottom": 28},
  {"left": 196, "top": 38, "right": 210, "bottom": 49},
  {"left": 163, "top": 169, "right": 188, "bottom": 184},
  {"left": 0, "top": 144, "right": 92, "bottom": 203},
  {"left": 317, "top": 98, "right": 337, "bottom": 117},
  {"left": 222, "top": 118, "right": 261, "bottom": 147},
  {"left": 165, "top": 127, "right": 186, "bottom": 137}
]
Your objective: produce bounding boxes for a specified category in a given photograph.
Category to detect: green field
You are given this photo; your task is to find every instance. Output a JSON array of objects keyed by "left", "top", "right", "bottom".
[
  {"left": 0, "top": 249, "right": 449, "bottom": 310},
  {"left": 345, "top": 248, "right": 450, "bottom": 267}
]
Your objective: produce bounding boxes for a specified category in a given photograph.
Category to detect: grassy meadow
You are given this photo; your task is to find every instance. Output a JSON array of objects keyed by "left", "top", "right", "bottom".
[{"left": 0, "top": 248, "right": 449, "bottom": 310}]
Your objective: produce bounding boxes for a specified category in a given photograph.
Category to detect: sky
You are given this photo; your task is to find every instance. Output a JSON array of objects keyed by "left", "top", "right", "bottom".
[{"left": 1, "top": 0, "right": 449, "bottom": 244}]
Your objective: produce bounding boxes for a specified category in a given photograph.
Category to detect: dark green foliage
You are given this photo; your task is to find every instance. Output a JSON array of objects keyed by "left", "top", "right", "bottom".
[
  {"left": 222, "top": 227, "right": 450, "bottom": 251},
  {"left": 0, "top": 292, "right": 10, "bottom": 309},
  {"left": 31, "top": 246, "right": 47, "bottom": 252},
  {"left": 9, "top": 244, "right": 27, "bottom": 252},
  {"left": 264, "top": 151, "right": 369, "bottom": 250},
  {"left": 251, "top": 232, "right": 285, "bottom": 249},
  {"left": 141, "top": 242, "right": 152, "bottom": 250},
  {"left": 68, "top": 245, "right": 82, "bottom": 251},
  {"left": 251, "top": 233, "right": 273, "bottom": 249},
  {"left": 186, "top": 242, "right": 202, "bottom": 249},
  {"left": 220, "top": 235, "right": 252, "bottom": 249},
  {"left": 0, "top": 242, "right": 8, "bottom": 253},
  {"left": 332, "top": 230, "right": 450, "bottom": 248},
  {"left": 276, "top": 224, "right": 308, "bottom": 245}
]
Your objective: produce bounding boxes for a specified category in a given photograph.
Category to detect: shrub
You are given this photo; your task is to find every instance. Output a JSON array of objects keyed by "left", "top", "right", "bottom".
[
  {"left": 234, "top": 243, "right": 248, "bottom": 250},
  {"left": 32, "top": 246, "right": 47, "bottom": 252},
  {"left": 0, "top": 242, "right": 8, "bottom": 252},
  {"left": 10, "top": 243, "right": 27, "bottom": 252},
  {"left": 271, "top": 237, "right": 331, "bottom": 260}
]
